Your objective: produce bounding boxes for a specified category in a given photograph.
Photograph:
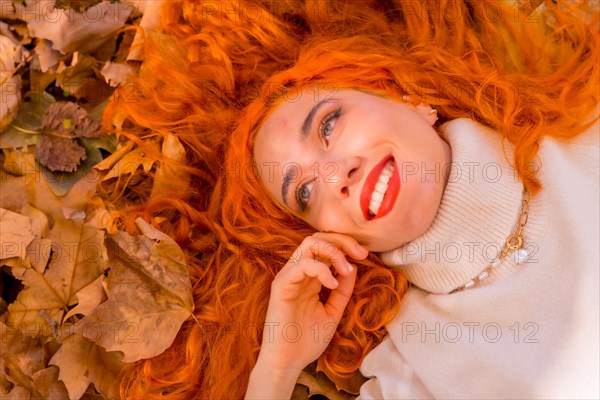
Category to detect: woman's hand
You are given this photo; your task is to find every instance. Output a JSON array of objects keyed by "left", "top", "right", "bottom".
[{"left": 246, "top": 232, "right": 369, "bottom": 399}]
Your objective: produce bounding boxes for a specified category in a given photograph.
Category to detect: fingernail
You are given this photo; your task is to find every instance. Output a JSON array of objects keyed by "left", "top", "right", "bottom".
[
  {"left": 358, "top": 244, "right": 369, "bottom": 255},
  {"left": 345, "top": 260, "right": 354, "bottom": 272}
]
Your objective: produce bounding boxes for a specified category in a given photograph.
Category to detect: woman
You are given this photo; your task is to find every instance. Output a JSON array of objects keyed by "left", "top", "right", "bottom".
[{"left": 106, "top": 0, "right": 599, "bottom": 398}]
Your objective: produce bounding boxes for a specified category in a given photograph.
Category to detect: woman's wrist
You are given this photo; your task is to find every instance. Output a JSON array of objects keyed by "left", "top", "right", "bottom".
[{"left": 245, "top": 358, "right": 302, "bottom": 399}]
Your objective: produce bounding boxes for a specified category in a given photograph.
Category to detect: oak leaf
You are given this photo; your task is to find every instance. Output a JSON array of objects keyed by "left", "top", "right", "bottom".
[{"left": 76, "top": 217, "right": 193, "bottom": 362}]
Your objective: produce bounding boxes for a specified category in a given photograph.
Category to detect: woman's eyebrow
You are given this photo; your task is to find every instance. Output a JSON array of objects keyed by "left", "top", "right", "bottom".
[{"left": 301, "top": 98, "right": 328, "bottom": 138}]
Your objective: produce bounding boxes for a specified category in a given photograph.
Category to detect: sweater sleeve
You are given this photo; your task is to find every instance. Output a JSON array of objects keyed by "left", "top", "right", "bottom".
[{"left": 358, "top": 338, "right": 433, "bottom": 400}]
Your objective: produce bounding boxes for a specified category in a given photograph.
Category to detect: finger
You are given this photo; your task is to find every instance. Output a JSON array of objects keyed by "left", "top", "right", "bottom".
[
  {"left": 285, "top": 259, "right": 339, "bottom": 290},
  {"left": 305, "top": 237, "right": 357, "bottom": 277},
  {"left": 293, "top": 236, "right": 352, "bottom": 277},
  {"left": 312, "top": 231, "right": 369, "bottom": 260},
  {"left": 324, "top": 263, "right": 357, "bottom": 321}
]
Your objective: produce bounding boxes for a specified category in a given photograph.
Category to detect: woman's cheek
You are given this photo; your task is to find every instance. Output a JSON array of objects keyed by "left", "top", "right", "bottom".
[{"left": 312, "top": 205, "right": 344, "bottom": 233}]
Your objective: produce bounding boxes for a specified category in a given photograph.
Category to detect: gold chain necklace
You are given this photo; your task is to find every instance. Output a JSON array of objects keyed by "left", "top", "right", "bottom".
[{"left": 451, "top": 187, "right": 531, "bottom": 293}]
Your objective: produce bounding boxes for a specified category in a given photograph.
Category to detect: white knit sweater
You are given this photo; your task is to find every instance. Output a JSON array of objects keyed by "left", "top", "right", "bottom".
[{"left": 358, "top": 117, "right": 600, "bottom": 399}]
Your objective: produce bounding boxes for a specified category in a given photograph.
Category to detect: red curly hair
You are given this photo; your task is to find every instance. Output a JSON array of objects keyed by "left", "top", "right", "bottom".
[{"left": 102, "top": 1, "right": 599, "bottom": 398}]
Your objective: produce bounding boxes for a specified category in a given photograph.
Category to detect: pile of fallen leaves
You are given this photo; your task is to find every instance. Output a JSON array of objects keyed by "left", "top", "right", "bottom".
[
  {"left": 0, "top": 1, "right": 361, "bottom": 398},
  {"left": 0, "top": 1, "right": 195, "bottom": 398}
]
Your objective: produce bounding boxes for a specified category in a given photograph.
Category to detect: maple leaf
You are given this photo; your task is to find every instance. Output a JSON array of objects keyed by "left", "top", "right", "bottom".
[
  {"left": 62, "top": 274, "right": 106, "bottom": 322},
  {"left": 76, "top": 217, "right": 193, "bottom": 362},
  {"left": 49, "top": 334, "right": 124, "bottom": 400},
  {"left": 7, "top": 217, "right": 108, "bottom": 333},
  {"left": 0, "top": 208, "right": 35, "bottom": 260}
]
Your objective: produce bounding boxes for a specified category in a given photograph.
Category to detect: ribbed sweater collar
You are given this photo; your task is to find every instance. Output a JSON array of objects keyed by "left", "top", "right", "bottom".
[{"left": 379, "top": 118, "right": 528, "bottom": 294}]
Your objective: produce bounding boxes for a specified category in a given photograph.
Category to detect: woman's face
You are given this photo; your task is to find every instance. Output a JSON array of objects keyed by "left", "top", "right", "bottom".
[{"left": 253, "top": 89, "right": 451, "bottom": 252}]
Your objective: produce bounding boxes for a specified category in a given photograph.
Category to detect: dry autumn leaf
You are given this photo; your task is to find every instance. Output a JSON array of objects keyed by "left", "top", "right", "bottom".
[
  {"left": 75, "top": 217, "right": 193, "bottom": 362},
  {"left": 55, "top": 52, "right": 112, "bottom": 105},
  {"left": 100, "top": 139, "right": 160, "bottom": 181},
  {"left": 0, "top": 321, "right": 69, "bottom": 399},
  {"left": 0, "top": 147, "right": 102, "bottom": 224},
  {"left": 100, "top": 61, "right": 135, "bottom": 87},
  {"left": 127, "top": 0, "right": 165, "bottom": 62},
  {"left": 0, "top": 208, "right": 35, "bottom": 260},
  {"left": 0, "top": 91, "right": 55, "bottom": 150},
  {"left": 49, "top": 334, "right": 124, "bottom": 400},
  {"left": 1, "top": 2, "right": 200, "bottom": 399},
  {"left": 150, "top": 134, "right": 188, "bottom": 197},
  {"left": 25, "top": 0, "right": 133, "bottom": 55},
  {"left": 0, "top": 33, "right": 27, "bottom": 132},
  {"left": 7, "top": 217, "right": 108, "bottom": 333},
  {"left": 35, "top": 101, "right": 104, "bottom": 173},
  {"left": 317, "top": 357, "right": 367, "bottom": 395},
  {"left": 296, "top": 370, "right": 356, "bottom": 400},
  {"left": 32, "top": 38, "right": 61, "bottom": 73},
  {"left": 63, "top": 274, "right": 106, "bottom": 322}
]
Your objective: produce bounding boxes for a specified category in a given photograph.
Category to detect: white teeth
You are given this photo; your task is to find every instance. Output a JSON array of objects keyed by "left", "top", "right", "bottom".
[
  {"left": 368, "top": 160, "right": 395, "bottom": 217},
  {"left": 375, "top": 181, "right": 387, "bottom": 192},
  {"left": 371, "top": 191, "right": 384, "bottom": 203}
]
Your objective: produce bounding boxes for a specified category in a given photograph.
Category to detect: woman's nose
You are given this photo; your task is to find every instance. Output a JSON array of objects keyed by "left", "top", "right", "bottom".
[{"left": 324, "top": 156, "right": 361, "bottom": 199}]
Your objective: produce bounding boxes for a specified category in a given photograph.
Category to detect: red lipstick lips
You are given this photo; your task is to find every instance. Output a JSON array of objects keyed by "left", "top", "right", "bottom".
[{"left": 360, "top": 155, "right": 401, "bottom": 221}]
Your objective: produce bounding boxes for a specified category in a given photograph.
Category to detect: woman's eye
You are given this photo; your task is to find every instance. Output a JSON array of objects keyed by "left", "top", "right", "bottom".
[
  {"left": 296, "top": 181, "right": 314, "bottom": 212},
  {"left": 319, "top": 108, "right": 342, "bottom": 145}
]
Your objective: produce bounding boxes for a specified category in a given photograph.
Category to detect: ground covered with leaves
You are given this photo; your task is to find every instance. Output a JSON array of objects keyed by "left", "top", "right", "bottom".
[{"left": 1, "top": 1, "right": 361, "bottom": 398}]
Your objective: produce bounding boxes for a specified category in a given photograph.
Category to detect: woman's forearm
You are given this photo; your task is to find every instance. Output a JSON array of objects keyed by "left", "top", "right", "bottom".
[{"left": 245, "top": 360, "right": 301, "bottom": 399}]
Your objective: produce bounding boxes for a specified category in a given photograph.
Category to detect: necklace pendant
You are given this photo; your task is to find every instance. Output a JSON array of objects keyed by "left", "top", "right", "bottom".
[{"left": 514, "top": 248, "right": 529, "bottom": 264}]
